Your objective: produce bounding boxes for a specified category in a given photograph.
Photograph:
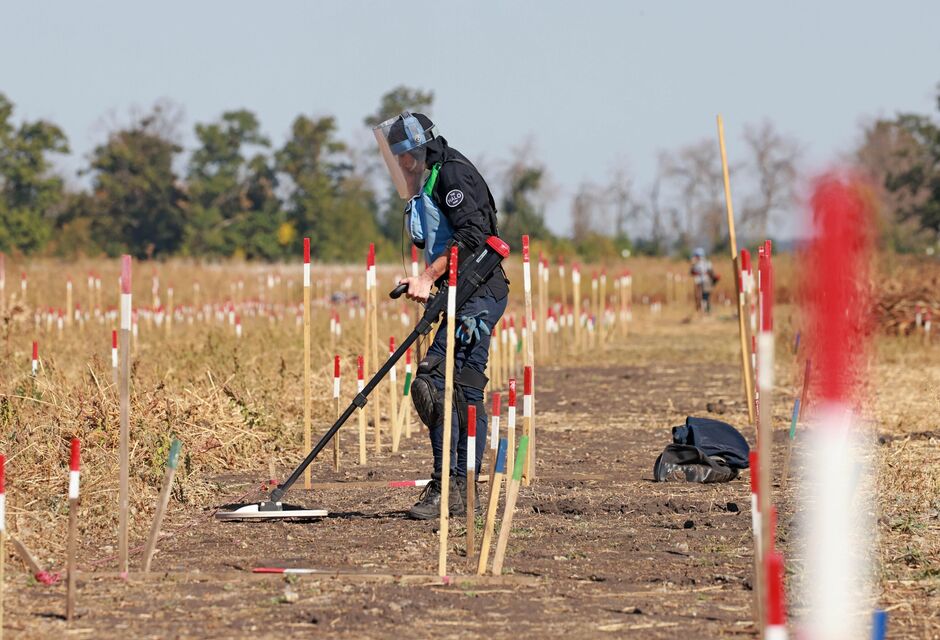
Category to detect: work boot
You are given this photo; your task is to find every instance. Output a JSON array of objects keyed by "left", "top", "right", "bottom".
[{"left": 408, "top": 477, "right": 442, "bottom": 520}]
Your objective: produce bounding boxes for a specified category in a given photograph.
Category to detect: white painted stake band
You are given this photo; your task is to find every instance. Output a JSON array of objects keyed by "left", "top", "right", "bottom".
[
  {"left": 765, "top": 626, "right": 788, "bottom": 640},
  {"left": 390, "top": 366, "right": 397, "bottom": 382},
  {"left": 467, "top": 436, "right": 476, "bottom": 471},
  {"left": 112, "top": 348, "right": 118, "bottom": 368},
  {"left": 758, "top": 332, "right": 774, "bottom": 390},
  {"left": 121, "top": 293, "right": 132, "bottom": 329},
  {"left": 368, "top": 266, "right": 375, "bottom": 288},
  {"left": 0, "top": 494, "right": 5, "bottom": 532},
  {"left": 446, "top": 288, "right": 456, "bottom": 317},
  {"left": 508, "top": 406, "right": 516, "bottom": 426},
  {"left": 523, "top": 396, "right": 532, "bottom": 417},
  {"left": 69, "top": 470, "right": 80, "bottom": 500},
  {"left": 490, "top": 416, "right": 499, "bottom": 448},
  {"left": 303, "top": 263, "right": 311, "bottom": 287},
  {"left": 358, "top": 380, "right": 364, "bottom": 392},
  {"left": 523, "top": 265, "right": 531, "bottom": 292},
  {"left": 333, "top": 379, "right": 340, "bottom": 398}
]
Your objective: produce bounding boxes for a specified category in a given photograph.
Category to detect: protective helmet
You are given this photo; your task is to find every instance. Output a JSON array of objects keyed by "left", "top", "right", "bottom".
[{"left": 373, "top": 112, "right": 440, "bottom": 199}]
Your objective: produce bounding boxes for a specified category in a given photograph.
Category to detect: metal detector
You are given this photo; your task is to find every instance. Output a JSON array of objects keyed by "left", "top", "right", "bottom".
[{"left": 215, "top": 236, "right": 510, "bottom": 521}]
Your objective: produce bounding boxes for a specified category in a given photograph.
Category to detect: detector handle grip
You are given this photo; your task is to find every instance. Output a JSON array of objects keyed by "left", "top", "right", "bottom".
[{"left": 389, "top": 283, "right": 408, "bottom": 299}]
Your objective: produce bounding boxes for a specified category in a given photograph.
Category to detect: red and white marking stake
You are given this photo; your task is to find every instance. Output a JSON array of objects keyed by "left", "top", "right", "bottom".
[
  {"left": 466, "top": 403, "right": 477, "bottom": 569},
  {"left": 333, "top": 355, "right": 341, "bottom": 471},
  {"left": 411, "top": 244, "right": 419, "bottom": 278},
  {"left": 111, "top": 330, "right": 118, "bottom": 385},
  {"left": 438, "top": 245, "right": 459, "bottom": 578},
  {"left": 303, "top": 238, "right": 312, "bottom": 490},
  {"left": 487, "top": 393, "right": 501, "bottom": 483},
  {"left": 357, "top": 355, "right": 366, "bottom": 465},
  {"left": 66, "top": 438, "right": 80, "bottom": 622},
  {"left": 389, "top": 336, "right": 401, "bottom": 452},
  {"left": 522, "top": 365, "right": 534, "bottom": 485},
  {"left": 765, "top": 551, "right": 788, "bottom": 640},
  {"left": 118, "top": 255, "right": 131, "bottom": 574},
  {"left": 506, "top": 379, "right": 517, "bottom": 479},
  {"left": 31, "top": 340, "right": 38, "bottom": 376}
]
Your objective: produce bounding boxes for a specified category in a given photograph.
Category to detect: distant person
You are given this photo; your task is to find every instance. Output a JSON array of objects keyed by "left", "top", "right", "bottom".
[{"left": 690, "top": 248, "right": 719, "bottom": 313}]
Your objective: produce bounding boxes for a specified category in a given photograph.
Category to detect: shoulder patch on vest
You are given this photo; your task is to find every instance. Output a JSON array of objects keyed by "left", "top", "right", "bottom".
[{"left": 445, "top": 189, "right": 464, "bottom": 208}]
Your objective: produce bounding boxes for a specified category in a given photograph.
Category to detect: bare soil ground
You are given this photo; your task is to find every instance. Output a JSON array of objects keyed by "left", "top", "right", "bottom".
[{"left": 4, "top": 312, "right": 939, "bottom": 639}]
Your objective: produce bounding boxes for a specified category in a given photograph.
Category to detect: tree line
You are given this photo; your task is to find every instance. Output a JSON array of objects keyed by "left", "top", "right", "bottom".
[{"left": 1, "top": 84, "right": 938, "bottom": 261}]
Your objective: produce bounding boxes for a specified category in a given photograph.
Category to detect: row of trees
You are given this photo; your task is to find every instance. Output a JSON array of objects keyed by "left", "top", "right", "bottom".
[
  {"left": 2, "top": 84, "right": 938, "bottom": 260},
  {"left": 0, "top": 87, "right": 555, "bottom": 261}
]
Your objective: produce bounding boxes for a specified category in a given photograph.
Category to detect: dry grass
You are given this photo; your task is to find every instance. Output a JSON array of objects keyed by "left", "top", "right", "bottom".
[{"left": 0, "top": 253, "right": 937, "bottom": 635}]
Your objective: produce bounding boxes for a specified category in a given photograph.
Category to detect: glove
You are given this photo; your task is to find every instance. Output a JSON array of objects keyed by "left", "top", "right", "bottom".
[{"left": 455, "top": 311, "right": 490, "bottom": 345}]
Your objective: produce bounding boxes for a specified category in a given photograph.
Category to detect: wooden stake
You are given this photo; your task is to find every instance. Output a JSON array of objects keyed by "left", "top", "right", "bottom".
[
  {"left": 521, "top": 365, "right": 535, "bottom": 485},
  {"left": 477, "top": 438, "right": 507, "bottom": 575},
  {"left": 66, "top": 278, "right": 73, "bottom": 327},
  {"left": 521, "top": 238, "right": 536, "bottom": 486},
  {"left": 66, "top": 438, "right": 80, "bottom": 622},
  {"left": 505, "top": 380, "right": 517, "bottom": 480},
  {"left": 466, "top": 404, "right": 477, "bottom": 570},
  {"left": 357, "top": 356, "right": 367, "bottom": 465},
  {"left": 572, "top": 265, "right": 582, "bottom": 351},
  {"left": 333, "top": 356, "right": 341, "bottom": 471},
  {"left": 491, "top": 435, "right": 529, "bottom": 575},
  {"left": 486, "top": 393, "right": 501, "bottom": 486},
  {"left": 303, "top": 238, "right": 312, "bottom": 490},
  {"left": 438, "top": 246, "right": 459, "bottom": 578},
  {"left": 0, "top": 453, "right": 5, "bottom": 637},
  {"left": 119, "top": 255, "right": 131, "bottom": 574},
  {"left": 143, "top": 438, "right": 181, "bottom": 572},
  {"left": 369, "top": 245, "right": 382, "bottom": 454},
  {"left": 717, "top": 114, "right": 757, "bottom": 428},
  {"left": 756, "top": 249, "right": 775, "bottom": 635},
  {"left": 389, "top": 337, "right": 401, "bottom": 452}
]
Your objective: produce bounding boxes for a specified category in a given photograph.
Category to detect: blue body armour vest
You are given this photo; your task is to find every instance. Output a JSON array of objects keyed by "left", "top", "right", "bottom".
[{"left": 408, "top": 163, "right": 453, "bottom": 264}]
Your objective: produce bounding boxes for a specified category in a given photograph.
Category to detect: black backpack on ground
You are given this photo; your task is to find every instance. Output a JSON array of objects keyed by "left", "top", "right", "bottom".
[{"left": 653, "top": 417, "right": 750, "bottom": 483}]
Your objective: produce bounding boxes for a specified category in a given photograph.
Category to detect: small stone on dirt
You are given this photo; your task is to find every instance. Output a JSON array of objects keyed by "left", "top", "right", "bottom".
[
  {"left": 683, "top": 519, "right": 695, "bottom": 529},
  {"left": 726, "top": 502, "right": 739, "bottom": 513}
]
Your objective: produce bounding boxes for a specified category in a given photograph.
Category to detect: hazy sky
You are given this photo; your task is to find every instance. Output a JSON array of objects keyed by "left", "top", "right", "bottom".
[{"left": 2, "top": 1, "right": 938, "bottom": 237}]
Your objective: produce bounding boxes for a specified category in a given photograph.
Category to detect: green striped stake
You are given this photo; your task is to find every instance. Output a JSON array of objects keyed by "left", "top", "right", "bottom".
[
  {"left": 477, "top": 438, "right": 508, "bottom": 575},
  {"left": 143, "top": 438, "right": 182, "bottom": 572},
  {"left": 491, "top": 436, "right": 529, "bottom": 576},
  {"left": 780, "top": 397, "right": 800, "bottom": 489},
  {"left": 397, "top": 365, "right": 413, "bottom": 439}
]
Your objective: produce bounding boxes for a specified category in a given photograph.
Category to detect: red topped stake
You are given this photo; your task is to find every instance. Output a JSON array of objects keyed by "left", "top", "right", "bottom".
[
  {"left": 759, "top": 250, "right": 773, "bottom": 332},
  {"left": 467, "top": 404, "right": 476, "bottom": 438},
  {"left": 121, "top": 255, "right": 132, "bottom": 294},
  {"left": 508, "top": 379, "right": 517, "bottom": 406},
  {"left": 492, "top": 392, "right": 501, "bottom": 416},
  {"left": 448, "top": 246, "right": 458, "bottom": 287},
  {"left": 411, "top": 245, "right": 418, "bottom": 264},
  {"left": 367, "top": 243, "right": 375, "bottom": 268},
  {"left": 69, "top": 438, "right": 81, "bottom": 472},
  {"left": 766, "top": 551, "right": 786, "bottom": 626},
  {"left": 357, "top": 355, "right": 364, "bottom": 381},
  {"left": 0, "top": 453, "right": 5, "bottom": 494},
  {"left": 524, "top": 365, "right": 533, "bottom": 396},
  {"left": 334, "top": 355, "right": 341, "bottom": 379},
  {"left": 522, "top": 235, "right": 530, "bottom": 262},
  {"left": 303, "top": 237, "right": 311, "bottom": 264},
  {"left": 112, "top": 330, "right": 118, "bottom": 349},
  {"left": 741, "top": 248, "right": 751, "bottom": 273},
  {"left": 749, "top": 451, "right": 759, "bottom": 496},
  {"left": 32, "top": 341, "right": 38, "bottom": 361}
]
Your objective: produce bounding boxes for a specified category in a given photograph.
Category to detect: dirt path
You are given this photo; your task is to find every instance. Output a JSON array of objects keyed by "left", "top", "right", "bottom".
[{"left": 5, "top": 317, "right": 769, "bottom": 639}]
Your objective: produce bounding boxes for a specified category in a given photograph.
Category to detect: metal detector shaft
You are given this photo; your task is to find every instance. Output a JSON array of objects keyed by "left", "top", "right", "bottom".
[{"left": 268, "top": 236, "right": 510, "bottom": 506}]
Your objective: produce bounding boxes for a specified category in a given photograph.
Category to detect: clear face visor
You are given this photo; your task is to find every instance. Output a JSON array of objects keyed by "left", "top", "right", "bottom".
[{"left": 373, "top": 112, "right": 439, "bottom": 199}]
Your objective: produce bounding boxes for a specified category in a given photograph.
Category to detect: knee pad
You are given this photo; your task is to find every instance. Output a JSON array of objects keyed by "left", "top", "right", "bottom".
[{"left": 412, "top": 354, "right": 444, "bottom": 428}]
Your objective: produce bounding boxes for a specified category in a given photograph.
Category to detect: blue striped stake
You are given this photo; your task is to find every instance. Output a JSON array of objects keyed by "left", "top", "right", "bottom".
[
  {"left": 793, "top": 330, "right": 801, "bottom": 355},
  {"left": 872, "top": 609, "right": 887, "bottom": 640},
  {"left": 143, "top": 438, "right": 182, "bottom": 572},
  {"left": 477, "top": 438, "right": 508, "bottom": 575}
]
